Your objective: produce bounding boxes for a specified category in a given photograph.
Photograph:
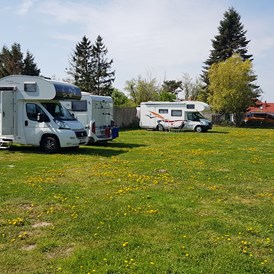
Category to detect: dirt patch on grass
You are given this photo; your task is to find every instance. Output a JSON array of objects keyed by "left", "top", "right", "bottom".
[
  {"left": 32, "top": 222, "right": 53, "bottom": 228},
  {"left": 21, "top": 244, "right": 37, "bottom": 251}
]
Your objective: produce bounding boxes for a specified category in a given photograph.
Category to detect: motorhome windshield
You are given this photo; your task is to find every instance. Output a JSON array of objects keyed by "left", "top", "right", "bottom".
[
  {"left": 42, "top": 102, "right": 75, "bottom": 121},
  {"left": 186, "top": 112, "right": 206, "bottom": 121}
]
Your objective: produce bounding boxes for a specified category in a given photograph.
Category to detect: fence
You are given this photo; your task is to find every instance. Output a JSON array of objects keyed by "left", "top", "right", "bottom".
[{"left": 114, "top": 107, "right": 139, "bottom": 128}]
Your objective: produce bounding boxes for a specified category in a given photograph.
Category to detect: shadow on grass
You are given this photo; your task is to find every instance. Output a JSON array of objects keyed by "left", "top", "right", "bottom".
[
  {"left": 206, "top": 130, "right": 229, "bottom": 134},
  {"left": 7, "top": 142, "right": 145, "bottom": 157}
]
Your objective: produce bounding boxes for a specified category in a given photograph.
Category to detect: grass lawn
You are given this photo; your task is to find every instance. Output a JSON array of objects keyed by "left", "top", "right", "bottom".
[{"left": 0, "top": 126, "right": 273, "bottom": 274}]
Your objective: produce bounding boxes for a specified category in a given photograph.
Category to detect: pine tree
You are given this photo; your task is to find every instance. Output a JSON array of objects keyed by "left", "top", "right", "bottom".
[
  {"left": 68, "top": 36, "right": 93, "bottom": 92},
  {"left": 22, "top": 50, "right": 40, "bottom": 76},
  {"left": 0, "top": 43, "right": 40, "bottom": 77},
  {"left": 9, "top": 43, "right": 24, "bottom": 75},
  {"left": 201, "top": 7, "right": 258, "bottom": 100},
  {"left": 90, "top": 35, "right": 115, "bottom": 96}
]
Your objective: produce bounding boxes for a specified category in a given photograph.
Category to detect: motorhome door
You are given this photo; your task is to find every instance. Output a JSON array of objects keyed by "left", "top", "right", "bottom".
[
  {"left": 0, "top": 90, "right": 15, "bottom": 135},
  {"left": 23, "top": 103, "right": 49, "bottom": 145}
]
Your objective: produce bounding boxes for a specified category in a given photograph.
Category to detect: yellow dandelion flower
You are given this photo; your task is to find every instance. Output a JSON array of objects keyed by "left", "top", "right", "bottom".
[{"left": 122, "top": 242, "right": 129, "bottom": 247}]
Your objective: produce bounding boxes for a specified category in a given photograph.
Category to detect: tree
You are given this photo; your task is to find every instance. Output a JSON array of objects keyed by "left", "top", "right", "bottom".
[
  {"left": 0, "top": 43, "right": 40, "bottom": 77},
  {"left": 124, "top": 76, "right": 160, "bottom": 105},
  {"left": 22, "top": 51, "right": 40, "bottom": 76},
  {"left": 162, "top": 80, "right": 182, "bottom": 94},
  {"left": 201, "top": 7, "right": 258, "bottom": 101},
  {"left": 67, "top": 36, "right": 93, "bottom": 92},
  {"left": 67, "top": 35, "right": 115, "bottom": 95},
  {"left": 111, "top": 88, "right": 134, "bottom": 106},
  {"left": 90, "top": 35, "right": 115, "bottom": 96},
  {"left": 208, "top": 54, "right": 261, "bottom": 126},
  {"left": 181, "top": 73, "right": 204, "bottom": 100}
]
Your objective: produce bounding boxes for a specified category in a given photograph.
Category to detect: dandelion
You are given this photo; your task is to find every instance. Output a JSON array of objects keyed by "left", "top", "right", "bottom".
[
  {"left": 8, "top": 217, "right": 24, "bottom": 226},
  {"left": 18, "top": 232, "right": 28, "bottom": 240},
  {"left": 146, "top": 209, "right": 158, "bottom": 214},
  {"left": 122, "top": 241, "right": 129, "bottom": 247}
]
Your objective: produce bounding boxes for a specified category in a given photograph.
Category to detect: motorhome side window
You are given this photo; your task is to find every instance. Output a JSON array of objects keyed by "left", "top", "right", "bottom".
[
  {"left": 186, "top": 104, "right": 195, "bottom": 109},
  {"left": 71, "top": 100, "right": 87, "bottom": 111},
  {"left": 26, "top": 103, "right": 47, "bottom": 121},
  {"left": 159, "top": 109, "right": 168, "bottom": 114},
  {"left": 24, "top": 82, "right": 36, "bottom": 92},
  {"left": 171, "top": 110, "right": 182, "bottom": 117}
]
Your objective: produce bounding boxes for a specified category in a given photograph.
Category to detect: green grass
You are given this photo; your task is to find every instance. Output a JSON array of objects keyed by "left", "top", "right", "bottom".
[{"left": 0, "top": 127, "right": 273, "bottom": 274}]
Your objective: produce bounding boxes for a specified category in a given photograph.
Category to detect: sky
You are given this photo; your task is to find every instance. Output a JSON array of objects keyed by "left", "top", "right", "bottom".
[{"left": 1, "top": 0, "right": 274, "bottom": 102}]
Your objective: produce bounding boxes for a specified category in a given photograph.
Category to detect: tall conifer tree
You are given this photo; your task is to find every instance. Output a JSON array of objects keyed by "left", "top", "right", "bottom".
[
  {"left": 22, "top": 51, "right": 40, "bottom": 76},
  {"left": 200, "top": 7, "right": 259, "bottom": 101},
  {"left": 90, "top": 35, "right": 115, "bottom": 96},
  {"left": 0, "top": 43, "right": 40, "bottom": 77},
  {"left": 68, "top": 36, "right": 93, "bottom": 92}
]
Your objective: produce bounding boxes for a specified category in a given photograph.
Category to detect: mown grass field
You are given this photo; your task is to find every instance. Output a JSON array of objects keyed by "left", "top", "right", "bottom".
[{"left": 0, "top": 127, "right": 273, "bottom": 274}]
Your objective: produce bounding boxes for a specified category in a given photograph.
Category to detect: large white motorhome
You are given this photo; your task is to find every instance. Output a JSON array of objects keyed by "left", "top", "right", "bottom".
[
  {"left": 139, "top": 101, "right": 212, "bottom": 132},
  {"left": 0, "top": 75, "right": 87, "bottom": 153},
  {"left": 61, "top": 92, "right": 119, "bottom": 144}
]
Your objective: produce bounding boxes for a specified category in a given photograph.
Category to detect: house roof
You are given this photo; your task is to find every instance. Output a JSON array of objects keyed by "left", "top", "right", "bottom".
[{"left": 247, "top": 100, "right": 274, "bottom": 113}]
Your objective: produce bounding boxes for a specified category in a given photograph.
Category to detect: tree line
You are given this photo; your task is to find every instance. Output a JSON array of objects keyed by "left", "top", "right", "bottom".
[{"left": 0, "top": 7, "right": 261, "bottom": 126}]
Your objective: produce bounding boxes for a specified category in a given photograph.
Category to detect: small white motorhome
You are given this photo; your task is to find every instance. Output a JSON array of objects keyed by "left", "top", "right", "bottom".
[
  {"left": 61, "top": 92, "right": 119, "bottom": 143},
  {"left": 139, "top": 101, "right": 212, "bottom": 132},
  {"left": 0, "top": 75, "right": 87, "bottom": 153}
]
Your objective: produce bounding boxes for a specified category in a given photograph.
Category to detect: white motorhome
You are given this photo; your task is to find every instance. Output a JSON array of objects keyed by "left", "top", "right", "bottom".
[
  {"left": 62, "top": 92, "right": 119, "bottom": 143},
  {"left": 0, "top": 75, "right": 87, "bottom": 153},
  {"left": 139, "top": 101, "right": 213, "bottom": 132}
]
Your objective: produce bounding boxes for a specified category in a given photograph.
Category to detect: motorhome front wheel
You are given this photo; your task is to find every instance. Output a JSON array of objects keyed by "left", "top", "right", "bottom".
[
  {"left": 195, "top": 126, "right": 203, "bottom": 133},
  {"left": 41, "top": 136, "right": 60, "bottom": 153}
]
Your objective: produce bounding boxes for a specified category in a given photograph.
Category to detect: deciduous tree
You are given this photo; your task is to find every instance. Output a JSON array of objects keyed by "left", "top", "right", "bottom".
[
  {"left": 208, "top": 54, "right": 260, "bottom": 126},
  {"left": 124, "top": 76, "right": 159, "bottom": 105}
]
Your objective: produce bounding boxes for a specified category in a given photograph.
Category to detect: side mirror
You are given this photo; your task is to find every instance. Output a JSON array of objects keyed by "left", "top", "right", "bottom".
[{"left": 37, "top": 113, "right": 49, "bottom": 122}]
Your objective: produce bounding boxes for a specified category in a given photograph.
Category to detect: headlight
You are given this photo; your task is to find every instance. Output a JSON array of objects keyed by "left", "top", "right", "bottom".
[{"left": 54, "top": 119, "right": 71, "bottom": 129}]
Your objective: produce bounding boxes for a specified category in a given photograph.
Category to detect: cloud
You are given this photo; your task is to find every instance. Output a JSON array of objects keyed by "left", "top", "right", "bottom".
[{"left": 17, "top": 0, "right": 33, "bottom": 15}]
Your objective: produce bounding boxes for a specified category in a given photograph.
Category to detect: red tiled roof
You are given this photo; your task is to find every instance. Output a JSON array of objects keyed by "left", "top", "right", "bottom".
[{"left": 247, "top": 100, "right": 274, "bottom": 113}]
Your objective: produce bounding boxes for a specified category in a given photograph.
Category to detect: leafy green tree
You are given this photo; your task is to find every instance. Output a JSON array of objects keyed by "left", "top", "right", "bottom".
[
  {"left": 160, "top": 80, "right": 181, "bottom": 101},
  {"left": 67, "top": 36, "right": 93, "bottom": 92},
  {"left": 201, "top": 7, "right": 258, "bottom": 101},
  {"left": 90, "top": 35, "right": 115, "bottom": 96},
  {"left": 208, "top": 54, "right": 260, "bottom": 126},
  {"left": 0, "top": 43, "right": 40, "bottom": 77},
  {"left": 111, "top": 89, "right": 134, "bottom": 106},
  {"left": 158, "top": 90, "right": 176, "bottom": 101},
  {"left": 124, "top": 76, "right": 159, "bottom": 105},
  {"left": 22, "top": 50, "right": 40, "bottom": 76}
]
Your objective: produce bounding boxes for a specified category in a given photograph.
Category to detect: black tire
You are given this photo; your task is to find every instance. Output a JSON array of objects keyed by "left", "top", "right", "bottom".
[
  {"left": 195, "top": 126, "right": 203, "bottom": 133},
  {"left": 41, "top": 136, "right": 60, "bottom": 153},
  {"left": 157, "top": 124, "right": 165, "bottom": 131}
]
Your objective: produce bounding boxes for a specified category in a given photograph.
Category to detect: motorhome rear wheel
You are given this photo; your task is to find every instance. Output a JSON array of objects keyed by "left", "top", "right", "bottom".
[{"left": 157, "top": 124, "right": 165, "bottom": 131}]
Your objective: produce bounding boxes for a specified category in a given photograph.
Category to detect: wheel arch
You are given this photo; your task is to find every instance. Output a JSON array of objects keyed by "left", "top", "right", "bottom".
[{"left": 40, "top": 133, "right": 60, "bottom": 147}]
